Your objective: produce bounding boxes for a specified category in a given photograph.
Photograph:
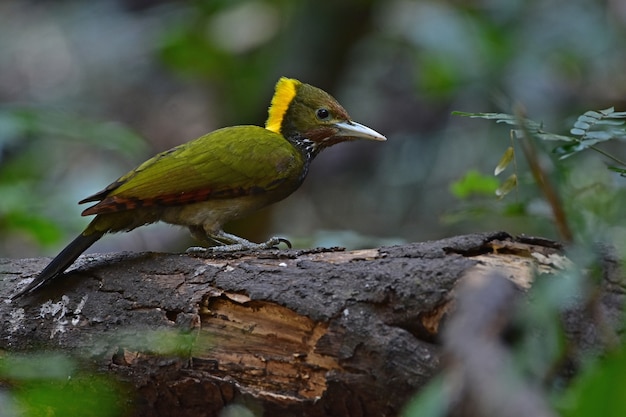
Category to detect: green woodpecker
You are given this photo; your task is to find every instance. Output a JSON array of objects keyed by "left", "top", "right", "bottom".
[{"left": 13, "top": 77, "right": 386, "bottom": 298}]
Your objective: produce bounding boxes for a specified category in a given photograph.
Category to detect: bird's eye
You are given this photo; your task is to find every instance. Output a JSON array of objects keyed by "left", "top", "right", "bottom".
[{"left": 316, "top": 108, "right": 330, "bottom": 120}]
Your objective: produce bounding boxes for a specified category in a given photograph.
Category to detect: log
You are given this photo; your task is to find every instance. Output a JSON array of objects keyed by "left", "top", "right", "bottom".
[{"left": 0, "top": 232, "right": 618, "bottom": 417}]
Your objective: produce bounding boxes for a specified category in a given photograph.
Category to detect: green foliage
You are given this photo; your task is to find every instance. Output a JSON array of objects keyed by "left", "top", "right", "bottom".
[
  {"left": 417, "top": 53, "right": 463, "bottom": 99},
  {"left": 0, "top": 107, "right": 146, "bottom": 249},
  {"left": 0, "top": 353, "right": 76, "bottom": 380},
  {"left": 111, "top": 328, "right": 209, "bottom": 357},
  {"left": 0, "top": 328, "right": 210, "bottom": 416},
  {"left": 0, "top": 353, "right": 127, "bottom": 417},
  {"left": 557, "top": 108, "right": 626, "bottom": 161},
  {"left": 495, "top": 173, "right": 517, "bottom": 199},
  {"left": 158, "top": 1, "right": 285, "bottom": 121},
  {"left": 454, "top": 107, "right": 626, "bottom": 166},
  {"left": 445, "top": 105, "right": 626, "bottom": 416},
  {"left": 401, "top": 375, "right": 448, "bottom": 417},
  {"left": 0, "top": 108, "right": 148, "bottom": 157},
  {"left": 449, "top": 169, "right": 499, "bottom": 198},
  {"left": 16, "top": 376, "right": 124, "bottom": 417},
  {"left": 494, "top": 146, "right": 515, "bottom": 176},
  {"left": 449, "top": 126, "right": 520, "bottom": 202},
  {"left": 558, "top": 346, "right": 626, "bottom": 417},
  {"left": 453, "top": 111, "right": 575, "bottom": 143},
  {"left": 0, "top": 190, "right": 64, "bottom": 246},
  {"left": 451, "top": 107, "right": 626, "bottom": 242},
  {"left": 402, "top": 249, "right": 610, "bottom": 417}
]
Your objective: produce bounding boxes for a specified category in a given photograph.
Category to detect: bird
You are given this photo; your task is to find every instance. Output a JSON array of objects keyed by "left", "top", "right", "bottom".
[{"left": 12, "top": 77, "right": 386, "bottom": 298}]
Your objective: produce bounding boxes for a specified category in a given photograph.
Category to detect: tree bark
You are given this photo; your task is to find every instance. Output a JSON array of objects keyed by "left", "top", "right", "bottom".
[{"left": 0, "top": 232, "right": 621, "bottom": 417}]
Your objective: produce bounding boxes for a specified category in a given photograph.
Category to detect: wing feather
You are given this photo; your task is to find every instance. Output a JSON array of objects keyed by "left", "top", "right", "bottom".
[{"left": 81, "top": 126, "right": 303, "bottom": 215}]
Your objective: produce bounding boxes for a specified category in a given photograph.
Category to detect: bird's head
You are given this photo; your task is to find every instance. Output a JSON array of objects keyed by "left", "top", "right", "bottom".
[{"left": 266, "top": 77, "right": 386, "bottom": 155}]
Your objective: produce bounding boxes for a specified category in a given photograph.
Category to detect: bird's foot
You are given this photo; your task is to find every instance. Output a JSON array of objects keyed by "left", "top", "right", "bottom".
[{"left": 186, "top": 234, "right": 292, "bottom": 254}]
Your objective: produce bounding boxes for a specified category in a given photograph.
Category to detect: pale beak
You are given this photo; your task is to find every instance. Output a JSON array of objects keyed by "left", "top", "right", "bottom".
[{"left": 334, "top": 121, "right": 387, "bottom": 141}]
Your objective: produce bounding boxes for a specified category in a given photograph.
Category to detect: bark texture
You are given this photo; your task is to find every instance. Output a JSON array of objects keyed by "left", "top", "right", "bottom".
[{"left": 1, "top": 232, "right": 621, "bottom": 417}]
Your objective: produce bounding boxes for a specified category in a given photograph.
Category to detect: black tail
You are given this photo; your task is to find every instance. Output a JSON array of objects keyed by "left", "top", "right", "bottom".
[{"left": 12, "top": 232, "right": 102, "bottom": 299}]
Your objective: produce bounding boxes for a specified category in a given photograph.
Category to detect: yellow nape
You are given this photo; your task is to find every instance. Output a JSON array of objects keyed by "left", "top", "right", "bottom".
[{"left": 266, "top": 77, "right": 300, "bottom": 134}]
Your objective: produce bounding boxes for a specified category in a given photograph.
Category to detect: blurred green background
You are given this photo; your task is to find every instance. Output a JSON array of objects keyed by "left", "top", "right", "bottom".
[{"left": 2, "top": 0, "right": 626, "bottom": 257}]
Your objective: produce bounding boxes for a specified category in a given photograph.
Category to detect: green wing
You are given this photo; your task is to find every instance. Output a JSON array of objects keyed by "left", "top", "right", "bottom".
[{"left": 81, "top": 126, "right": 304, "bottom": 212}]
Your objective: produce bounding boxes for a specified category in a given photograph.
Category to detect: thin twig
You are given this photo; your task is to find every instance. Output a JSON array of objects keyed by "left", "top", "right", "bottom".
[
  {"left": 588, "top": 145, "right": 626, "bottom": 167},
  {"left": 514, "top": 106, "right": 573, "bottom": 243}
]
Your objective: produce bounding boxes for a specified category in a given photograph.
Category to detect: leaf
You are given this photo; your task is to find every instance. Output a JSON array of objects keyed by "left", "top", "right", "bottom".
[
  {"left": 450, "top": 170, "right": 499, "bottom": 199},
  {"left": 16, "top": 376, "right": 124, "bottom": 417},
  {"left": 495, "top": 173, "right": 517, "bottom": 198},
  {"left": 452, "top": 111, "right": 516, "bottom": 121},
  {"left": 569, "top": 108, "right": 626, "bottom": 143},
  {"left": 536, "top": 132, "right": 575, "bottom": 142},
  {"left": 5, "top": 212, "right": 64, "bottom": 246},
  {"left": 553, "top": 143, "right": 586, "bottom": 160},
  {"left": 557, "top": 346, "right": 626, "bottom": 417},
  {"left": 573, "top": 120, "right": 591, "bottom": 130},
  {"left": 402, "top": 376, "right": 449, "bottom": 417},
  {"left": 583, "top": 131, "right": 613, "bottom": 141},
  {"left": 594, "top": 120, "right": 625, "bottom": 126},
  {"left": 503, "top": 202, "right": 526, "bottom": 215},
  {"left": 494, "top": 146, "right": 515, "bottom": 176},
  {"left": 453, "top": 111, "right": 574, "bottom": 142},
  {"left": 455, "top": 107, "right": 626, "bottom": 167},
  {"left": 578, "top": 115, "right": 599, "bottom": 124},
  {"left": 554, "top": 135, "right": 618, "bottom": 160},
  {"left": 607, "top": 166, "right": 626, "bottom": 176}
]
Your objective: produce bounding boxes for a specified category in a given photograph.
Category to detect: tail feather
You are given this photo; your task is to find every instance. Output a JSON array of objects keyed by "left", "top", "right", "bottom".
[{"left": 12, "top": 232, "right": 102, "bottom": 299}]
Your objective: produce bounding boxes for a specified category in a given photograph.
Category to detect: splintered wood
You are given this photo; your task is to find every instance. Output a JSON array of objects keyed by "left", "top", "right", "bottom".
[
  {"left": 196, "top": 292, "right": 340, "bottom": 401},
  {"left": 469, "top": 238, "right": 571, "bottom": 289}
]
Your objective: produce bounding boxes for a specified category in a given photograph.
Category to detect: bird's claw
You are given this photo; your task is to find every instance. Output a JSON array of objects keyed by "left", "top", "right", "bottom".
[
  {"left": 185, "top": 246, "right": 209, "bottom": 254},
  {"left": 264, "top": 237, "right": 292, "bottom": 249},
  {"left": 186, "top": 236, "right": 291, "bottom": 254}
]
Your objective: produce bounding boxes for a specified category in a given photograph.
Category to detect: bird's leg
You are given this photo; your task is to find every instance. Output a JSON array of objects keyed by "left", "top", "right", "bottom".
[
  {"left": 208, "top": 231, "right": 292, "bottom": 252},
  {"left": 186, "top": 227, "right": 291, "bottom": 253}
]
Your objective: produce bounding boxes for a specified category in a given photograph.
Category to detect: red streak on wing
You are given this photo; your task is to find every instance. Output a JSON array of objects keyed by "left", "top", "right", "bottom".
[{"left": 80, "top": 186, "right": 264, "bottom": 216}]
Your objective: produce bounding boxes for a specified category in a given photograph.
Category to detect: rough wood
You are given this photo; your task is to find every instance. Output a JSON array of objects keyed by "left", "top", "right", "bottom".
[{"left": 0, "top": 232, "right": 591, "bottom": 416}]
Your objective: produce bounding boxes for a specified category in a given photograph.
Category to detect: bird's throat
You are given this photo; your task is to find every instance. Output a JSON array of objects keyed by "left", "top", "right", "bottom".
[{"left": 287, "top": 135, "right": 320, "bottom": 164}]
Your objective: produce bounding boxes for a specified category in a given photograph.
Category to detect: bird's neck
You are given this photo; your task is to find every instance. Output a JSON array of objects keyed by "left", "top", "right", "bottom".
[{"left": 286, "top": 134, "right": 322, "bottom": 162}]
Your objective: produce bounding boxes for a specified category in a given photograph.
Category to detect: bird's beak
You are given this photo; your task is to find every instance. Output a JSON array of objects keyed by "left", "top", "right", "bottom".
[{"left": 334, "top": 121, "right": 387, "bottom": 141}]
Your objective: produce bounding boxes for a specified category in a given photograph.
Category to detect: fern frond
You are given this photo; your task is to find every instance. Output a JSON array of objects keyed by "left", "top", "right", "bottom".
[{"left": 452, "top": 111, "right": 573, "bottom": 142}]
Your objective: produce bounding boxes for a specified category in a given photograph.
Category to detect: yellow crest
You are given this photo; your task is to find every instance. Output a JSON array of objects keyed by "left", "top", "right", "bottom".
[{"left": 266, "top": 77, "right": 300, "bottom": 134}]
